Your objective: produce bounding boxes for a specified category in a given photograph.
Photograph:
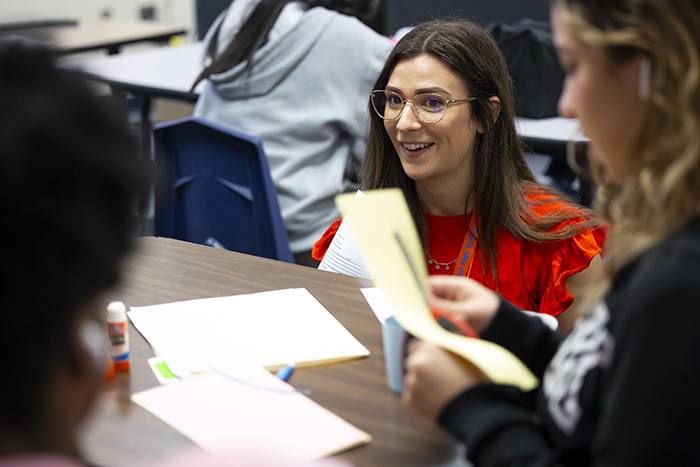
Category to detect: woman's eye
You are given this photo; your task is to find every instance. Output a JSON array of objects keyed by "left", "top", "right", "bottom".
[
  {"left": 387, "top": 95, "right": 403, "bottom": 106},
  {"left": 422, "top": 97, "right": 446, "bottom": 111}
]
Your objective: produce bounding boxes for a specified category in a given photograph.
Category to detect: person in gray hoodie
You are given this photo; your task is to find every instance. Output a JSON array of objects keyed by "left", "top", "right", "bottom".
[{"left": 192, "top": 0, "right": 393, "bottom": 266}]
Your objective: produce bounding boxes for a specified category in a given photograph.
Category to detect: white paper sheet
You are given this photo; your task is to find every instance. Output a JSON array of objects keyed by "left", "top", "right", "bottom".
[
  {"left": 362, "top": 286, "right": 558, "bottom": 330},
  {"left": 128, "top": 288, "right": 370, "bottom": 378},
  {"left": 318, "top": 191, "right": 370, "bottom": 279}
]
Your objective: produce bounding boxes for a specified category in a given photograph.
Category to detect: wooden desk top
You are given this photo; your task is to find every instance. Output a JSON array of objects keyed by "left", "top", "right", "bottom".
[
  {"left": 3, "top": 19, "right": 187, "bottom": 54},
  {"left": 78, "top": 237, "right": 467, "bottom": 467}
]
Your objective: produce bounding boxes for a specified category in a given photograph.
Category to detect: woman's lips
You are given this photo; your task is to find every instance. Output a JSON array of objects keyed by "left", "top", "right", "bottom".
[{"left": 400, "top": 142, "right": 434, "bottom": 157}]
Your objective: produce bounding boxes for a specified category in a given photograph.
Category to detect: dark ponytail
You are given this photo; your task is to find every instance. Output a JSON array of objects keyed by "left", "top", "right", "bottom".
[{"left": 192, "top": 0, "right": 387, "bottom": 90}]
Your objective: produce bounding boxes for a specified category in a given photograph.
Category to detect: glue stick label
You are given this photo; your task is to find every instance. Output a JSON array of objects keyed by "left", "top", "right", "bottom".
[{"left": 108, "top": 322, "right": 129, "bottom": 362}]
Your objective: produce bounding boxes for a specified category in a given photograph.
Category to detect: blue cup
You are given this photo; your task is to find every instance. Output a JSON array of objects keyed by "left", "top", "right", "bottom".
[{"left": 381, "top": 317, "right": 409, "bottom": 392}]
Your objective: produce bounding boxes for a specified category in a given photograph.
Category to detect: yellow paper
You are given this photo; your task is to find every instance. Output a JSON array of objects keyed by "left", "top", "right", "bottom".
[{"left": 336, "top": 189, "right": 538, "bottom": 391}]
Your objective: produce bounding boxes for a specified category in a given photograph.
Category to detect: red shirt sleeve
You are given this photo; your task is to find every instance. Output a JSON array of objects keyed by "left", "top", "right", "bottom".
[
  {"left": 539, "top": 225, "right": 606, "bottom": 316},
  {"left": 311, "top": 218, "right": 343, "bottom": 261},
  {"left": 469, "top": 192, "right": 606, "bottom": 317},
  {"left": 522, "top": 191, "right": 607, "bottom": 316}
]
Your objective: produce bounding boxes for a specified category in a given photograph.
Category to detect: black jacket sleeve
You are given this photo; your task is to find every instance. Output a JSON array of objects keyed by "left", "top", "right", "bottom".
[
  {"left": 439, "top": 384, "right": 564, "bottom": 467},
  {"left": 482, "top": 298, "right": 563, "bottom": 378},
  {"left": 437, "top": 300, "right": 566, "bottom": 467}
]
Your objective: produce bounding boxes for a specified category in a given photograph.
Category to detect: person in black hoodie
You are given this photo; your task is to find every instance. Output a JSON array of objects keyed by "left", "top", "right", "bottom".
[{"left": 401, "top": 1, "right": 700, "bottom": 466}]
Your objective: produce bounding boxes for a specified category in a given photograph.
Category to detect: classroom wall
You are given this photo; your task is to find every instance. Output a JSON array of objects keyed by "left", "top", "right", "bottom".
[
  {"left": 0, "top": 0, "right": 197, "bottom": 35},
  {"left": 386, "top": 0, "right": 550, "bottom": 33}
]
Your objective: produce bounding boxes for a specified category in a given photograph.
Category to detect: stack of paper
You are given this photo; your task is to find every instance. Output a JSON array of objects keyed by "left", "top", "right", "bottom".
[
  {"left": 132, "top": 364, "right": 371, "bottom": 461},
  {"left": 317, "top": 215, "right": 370, "bottom": 279},
  {"left": 128, "top": 288, "right": 370, "bottom": 378},
  {"left": 318, "top": 190, "right": 371, "bottom": 279}
]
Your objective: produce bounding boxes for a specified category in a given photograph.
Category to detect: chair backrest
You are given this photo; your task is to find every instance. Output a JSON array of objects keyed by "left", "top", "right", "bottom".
[
  {"left": 195, "top": 0, "right": 231, "bottom": 40},
  {"left": 152, "top": 117, "right": 294, "bottom": 263}
]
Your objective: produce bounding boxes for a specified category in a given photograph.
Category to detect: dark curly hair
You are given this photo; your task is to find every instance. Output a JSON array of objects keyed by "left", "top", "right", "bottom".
[{"left": 0, "top": 44, "right": 151, "bottom": 437}]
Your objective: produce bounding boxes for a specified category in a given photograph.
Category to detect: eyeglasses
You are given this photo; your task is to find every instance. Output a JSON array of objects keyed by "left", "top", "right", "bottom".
[{"left": 370, "top": 90, "right": 476, "bottom": 124}]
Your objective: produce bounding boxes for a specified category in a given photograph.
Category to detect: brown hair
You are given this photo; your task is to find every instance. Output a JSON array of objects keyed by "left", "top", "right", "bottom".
[{"left": 361, "top": 18, "right": 602, "bottom": 282}]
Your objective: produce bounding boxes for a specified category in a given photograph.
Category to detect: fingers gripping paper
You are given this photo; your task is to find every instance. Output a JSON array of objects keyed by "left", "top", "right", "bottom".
[{"left": 336, "top": 189, "right": 538, "bottom": 391}]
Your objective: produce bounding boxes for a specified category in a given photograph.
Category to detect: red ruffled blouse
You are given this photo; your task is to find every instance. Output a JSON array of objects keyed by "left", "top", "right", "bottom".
[{"left": 312, "top": 194, "right": 605, "bottom": 317}]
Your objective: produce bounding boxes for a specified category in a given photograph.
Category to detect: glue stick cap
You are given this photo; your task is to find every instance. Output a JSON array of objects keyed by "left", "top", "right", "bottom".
[
  {"left": 104, "top": 358, "right": 115, "bottom": 380},
  {"left": 107, "top": 301, "right": 126, "bottom": 323}
]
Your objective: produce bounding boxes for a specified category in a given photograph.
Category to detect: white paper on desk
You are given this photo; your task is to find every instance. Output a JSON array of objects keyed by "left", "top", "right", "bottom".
[
  {"left": 318, "top": 191, "right": 371, "bottom": 280},
  {"left": 128, "top": 288, "right": 370, "bottom": 378},
  {"left": 360, "top": 287, "right": 394, "bottom": 324},
  {"left": 362, "top": 286, "right": 559, "bottom": 330},
  {"left": 131, "top": 363, "right": 371, "bottom": 462}
]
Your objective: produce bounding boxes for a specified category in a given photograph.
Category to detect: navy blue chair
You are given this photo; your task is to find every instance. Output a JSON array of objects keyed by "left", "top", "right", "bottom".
[{"left": 152, "top": 117, "right": 294, "bottom": 263}]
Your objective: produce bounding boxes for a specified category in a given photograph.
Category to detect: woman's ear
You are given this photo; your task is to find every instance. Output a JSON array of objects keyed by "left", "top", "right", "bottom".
[
  {"left": 475, "top": 96, "right": 502, "bottom": 134},
  {"left": 489, "top": 96, "right": 501, "bottom": 122}
]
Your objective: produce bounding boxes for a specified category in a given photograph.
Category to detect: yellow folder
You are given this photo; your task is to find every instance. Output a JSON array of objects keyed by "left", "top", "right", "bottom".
[{"left": 336, "top": 188, "right": 538, "bottom": 391}]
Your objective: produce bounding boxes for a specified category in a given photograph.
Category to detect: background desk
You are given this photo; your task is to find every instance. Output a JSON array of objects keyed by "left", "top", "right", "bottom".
[
  {"left": 3, "top": 19, "right": 187, "bottom": 55},
  {"left": 68, "top": 43, "right": 586, "bottom": 175},
  {"left": 67, "top": 41, "right": 204, "bottom": 100},
  {"left": 80, "top": 237, "right": 469, "bottom": 467},
  {"left": 69, "top": 42, "right": 580, "bottom": 138}
]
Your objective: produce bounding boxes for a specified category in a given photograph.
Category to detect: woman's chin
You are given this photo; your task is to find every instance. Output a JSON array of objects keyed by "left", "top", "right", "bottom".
[{"left": 404, "top": 170, "right": 428, "bottom": 182}]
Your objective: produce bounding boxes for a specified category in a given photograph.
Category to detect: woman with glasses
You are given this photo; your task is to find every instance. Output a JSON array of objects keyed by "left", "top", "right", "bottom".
[
  {"left": 403, "top": 0, "right": 700, "bottom": 465},
  {"left": 193, "top": 0, "right": 392, "bottom": 267},
  {"left": 313, "top": 19, "right": 605, "bottom": 333}
]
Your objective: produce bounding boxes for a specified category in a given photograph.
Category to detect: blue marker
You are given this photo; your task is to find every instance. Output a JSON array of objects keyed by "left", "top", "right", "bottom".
[{"left": 276, "top": 363, "right": 295, "bottom": 382}]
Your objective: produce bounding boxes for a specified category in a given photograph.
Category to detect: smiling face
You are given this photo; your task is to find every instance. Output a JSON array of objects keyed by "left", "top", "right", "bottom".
[
  {"left": 384, "top": 54, "right": 481, "bottom": 196},
  {"left": 552, "top": 5, "right": 646, "bottom": 183}
]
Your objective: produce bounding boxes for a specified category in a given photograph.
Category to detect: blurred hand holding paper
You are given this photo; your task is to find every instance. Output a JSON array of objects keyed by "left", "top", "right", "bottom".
[{"left": 336, "top": 189, "right": 538, "bottom": 391}]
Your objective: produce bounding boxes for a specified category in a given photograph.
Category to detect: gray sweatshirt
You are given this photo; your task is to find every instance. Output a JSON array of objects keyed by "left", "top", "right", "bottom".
[{"left": 194, "top": 4, "right": 392, "bottom": 254}]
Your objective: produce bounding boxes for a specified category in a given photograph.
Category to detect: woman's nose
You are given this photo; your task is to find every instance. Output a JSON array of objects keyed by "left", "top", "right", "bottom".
[
  {"left": 558, "top": 78, "right": 578, "bottom": 119},
  {"left": 396, "top": 102, "right": 423, "bottom": 131}
]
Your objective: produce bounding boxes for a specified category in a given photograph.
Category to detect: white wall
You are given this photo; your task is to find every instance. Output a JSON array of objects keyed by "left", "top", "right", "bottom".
[{"left": 1, "top": 0, "right": 197, "bottom": 37}]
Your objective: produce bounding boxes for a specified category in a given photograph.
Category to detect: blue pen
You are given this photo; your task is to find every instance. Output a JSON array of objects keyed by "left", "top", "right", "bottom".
[{"left": 276, "top": 363, "right": 295, "bottom": 382}]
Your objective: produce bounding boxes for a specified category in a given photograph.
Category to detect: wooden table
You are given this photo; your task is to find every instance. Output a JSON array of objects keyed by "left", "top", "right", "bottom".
[
  {"left": 78, "top": 237, "right": 469, "bottom": 467},
  {"left": 3, "top": 19, "right": 187, "bottom": 55}
]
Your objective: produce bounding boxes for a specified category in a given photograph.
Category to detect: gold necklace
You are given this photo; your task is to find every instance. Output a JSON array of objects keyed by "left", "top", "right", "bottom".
[{"left": 425, "top": 251, "right": 458, "bottom": 271}]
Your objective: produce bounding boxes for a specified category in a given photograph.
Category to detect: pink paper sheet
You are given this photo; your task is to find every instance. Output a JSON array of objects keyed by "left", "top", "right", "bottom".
[{"left": 131, "top": 364, "right": 370, "bottom": 463}]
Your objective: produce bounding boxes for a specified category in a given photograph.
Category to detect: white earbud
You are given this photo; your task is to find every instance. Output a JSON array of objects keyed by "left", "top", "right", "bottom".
[{"left": 639, "top": 57, "right": 651, "bottom": 101}]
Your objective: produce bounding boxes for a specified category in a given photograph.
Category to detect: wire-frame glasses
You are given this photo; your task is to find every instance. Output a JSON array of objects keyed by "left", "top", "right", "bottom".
[{"left": 370, "top": 90, "right": 475, "bottom": 124}]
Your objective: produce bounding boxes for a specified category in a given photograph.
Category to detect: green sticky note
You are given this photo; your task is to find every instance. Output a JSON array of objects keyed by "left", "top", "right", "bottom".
[{"left": 148, "top": 357, "right": 179, "bottom": 384}]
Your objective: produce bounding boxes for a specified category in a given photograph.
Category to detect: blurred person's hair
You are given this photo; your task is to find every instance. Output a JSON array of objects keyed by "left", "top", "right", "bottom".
[
  {"left": 555, "top": 0, "right": 700, "bottom": 276},
  {"left": 0, "top": 44, "right": 150, "bottom": 439}
]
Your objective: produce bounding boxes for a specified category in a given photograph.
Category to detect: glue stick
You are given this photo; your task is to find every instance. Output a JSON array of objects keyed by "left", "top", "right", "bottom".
[{"left": 107, "top": 301, "right": 130, "bottom": 372}]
